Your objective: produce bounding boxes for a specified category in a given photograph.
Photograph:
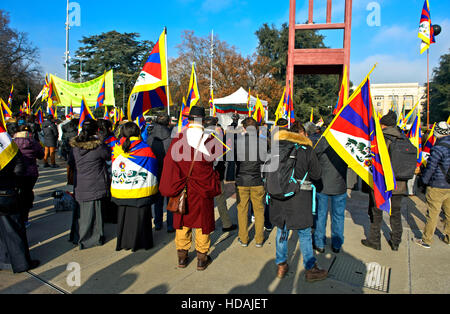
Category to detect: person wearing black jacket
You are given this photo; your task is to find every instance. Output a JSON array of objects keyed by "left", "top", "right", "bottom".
[
  {"left": 147, "top": 114, "right": 174, "bottom": 233},
  {"left": 235, "top": 118, "right": 267, "bottom": 247},
  {"left": 42, "top": 116, "right": 59, "bottom": 168},
  {"left": 0, "top": 152, "right": 40, "bottom": 273},
  {"left": 268, "top": 122, "right": 327, "bottom": 282}
]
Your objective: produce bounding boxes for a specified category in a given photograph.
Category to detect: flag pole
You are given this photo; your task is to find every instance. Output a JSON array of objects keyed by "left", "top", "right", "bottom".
[
  {"left": 64, "top": 0, "right": 70, "bottom": 117},
  {"left": 165, "top": 27, "right": 171, "bottom": 117},
  {"left": 210, "top": 30, "right": 214, "bottom": 117}
]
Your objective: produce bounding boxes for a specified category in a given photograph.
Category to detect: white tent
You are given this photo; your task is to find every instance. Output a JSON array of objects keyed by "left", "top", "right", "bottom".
[
  {"left": 213, "top": 87, "right": 268, "bottom": 108},
  {"left": 213, "top": 87, "right": 269, "bottom": 127}
]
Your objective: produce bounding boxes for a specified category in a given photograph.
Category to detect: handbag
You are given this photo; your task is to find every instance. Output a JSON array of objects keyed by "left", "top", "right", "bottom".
[
  {"left": 0, "top": 189, "right": 19, "bottom": 216},
  {"left": 166, "top": 138, "right": 202, "bottom": 215}
]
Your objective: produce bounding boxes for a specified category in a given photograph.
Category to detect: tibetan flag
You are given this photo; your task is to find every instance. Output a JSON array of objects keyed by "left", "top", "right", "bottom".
[
  {"left": 35, "top": 107, "right": 44, "bottom": 125},
  {"left": 47, "top": 101, "right": 56, "bottom": 118},
  {"left": 275, "top": 87, "right": 286, "bottom": 124},
  {"left": 407, "top": 112, "right": 423, "bottom": 167},
  {"left": 418, "top": 0, "right": 436, "bottom": 54},
  {"left": 333, "top": 66, "right": 349, "bottom": 115},
  {"left": 178, "top": 97, "right": 190, "bottom": 133},
  {"left": 247, "top": 88, "right": 252, "bottom": 117},
  {"left": 27, "top": 92, "right": 31, "bottom": 114},
  {"left": 186, "top": 63, "right": 200, "bottom": 109},
  {"left": 0, "top": 103, "right": 18, "bottom": 170},
  {"left": 78, "top": 96, "right": 96, "bottom": 134},
  {"left": 284, "top": 84, "right": 295, "bottom": 125},
  {"left": 447, "top": 115, "right": 450, "bottom": 125},
  {"left": 111, "top": 137, "right": 159, "bottom": 199},
  {"left": 96, "top": 73, "right": 106, "bottom": 109},
  {"left": 1, "top": 99, "right": 12, "bottom": 119},
  {"left": 209, "top": 89, "right": 216, "bottom": 117},
  {"left": 7, "top": 85, "right": 13, "bottom": 108},
  {"left": 69, "top": 102, "right": 74, "bottom": 118},
  {"left": 103, "top": 106, "right": 110, "bottom": 121},
  {"left": 422, "top": 123, "right": 436, "bottom": 166},
  {"left": 252, "top": 96, "right": 265, "bottom": 124},
  {"left": 310, "top": 108, "right": 314, "bottom": 123},
  {"left": 128, "top": 29, "right": 168, "bottom": 121},
  {"left": 136, "top": 115, "right": 146, "bottom": 131},
  {"left": 322, "top": 74, "right": 396, "bottom": 214}
]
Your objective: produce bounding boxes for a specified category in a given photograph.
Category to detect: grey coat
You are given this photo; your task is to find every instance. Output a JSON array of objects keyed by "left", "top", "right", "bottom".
[
  {"left": 69, "top": 137, "right": 111, "bottom": 202},
  {"left": 42, "top": 119, "right": 59, "bottom": 148}
]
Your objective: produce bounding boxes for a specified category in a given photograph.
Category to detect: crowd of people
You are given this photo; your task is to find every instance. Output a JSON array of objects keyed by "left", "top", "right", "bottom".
[{"left": 0, "top": 107, "right": 449, "bottom": 286}]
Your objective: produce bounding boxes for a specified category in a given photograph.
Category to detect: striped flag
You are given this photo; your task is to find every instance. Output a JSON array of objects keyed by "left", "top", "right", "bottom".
[
  {"left": 275, "top": 87, "right": 286, "bottom": 124},
  {"left": 68, "top": 101, "right": 74, "bottom": 118},
  {"left": 1, "top": 99, "right": 12, "bottom": 119},
  {"left": 209, "top": 89, "right": 216, "bottom": 117},
  {"left": 322, "top": 70, "right": 396, "bottom": 214},
  {"left": 0, "top": 102, "right": 18, "bottom": 170},
  {"left": 333, "top": 65, "right": 349, "bottom": 115},
  {"left": 186, "top": 63, "right": 200, "bottom": 109},
  {"left": 407, "top": 111, "right": 423, "bottom": 167},
  {"left": 421, "top": 123, "right": 436, "bottom": 166},
  {"left": 128, "top": 29, "right": 169, "bottom": 121},
  {"left": 35, "top": 107, "right": 44, "bottom": 125},
  {"left": 252, "top": 96, "right": 265, "bottom": 124},
  {"left": 7, "top": 85, "right": 13, "bottom": 108},
  {"left": 178, "top": 97, "right": 190, "bottom": 133},
  {"left": 103, "top": 106, "right": 110, "bottom": 121},
  {"left": 310, "top": 108, "right": 314, "bottom": 123},
  {"left": 283, "top": 83, "right": 295, "bottom": 125},
  {"left": 96, "top": 72, "right": 106, "bottom": 109},
  {"left": 78, "top": 96, "right": 96, "bottom": 134},
  {"left": 418, "top": 0, "right": 436, "bottom": 54},
  {"left": 247, "top": 88, "right": 252, "bottom": 117}
]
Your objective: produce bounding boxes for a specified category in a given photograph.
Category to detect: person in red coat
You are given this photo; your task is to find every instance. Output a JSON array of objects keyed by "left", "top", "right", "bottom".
[{"left": 159, "top": 107, "right": 222, "bottom": 271}]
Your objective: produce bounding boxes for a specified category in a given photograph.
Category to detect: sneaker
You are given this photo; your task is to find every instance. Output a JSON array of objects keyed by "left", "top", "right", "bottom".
[
  {"left": 414, "top": 238, "right": 431, "bottom": 249},
  {"left": 305, "top": 264, "right": 328, "bottom": 282},
  {"left": 255, "top": 243, "right": 264, "bottom": 248},
  {"left": 238, "top": 238, "right": 248, "bottom": 247}
]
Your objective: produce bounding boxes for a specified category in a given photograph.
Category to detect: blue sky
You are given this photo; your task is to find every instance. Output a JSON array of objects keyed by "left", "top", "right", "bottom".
[{"left": 2, "top": 0, "right": 449, "bottom": 85}]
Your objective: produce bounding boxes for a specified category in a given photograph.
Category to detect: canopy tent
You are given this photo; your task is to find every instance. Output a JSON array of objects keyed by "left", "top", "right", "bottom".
[{"left": 213, "top": 87, "right": 268, "bottom": 127}]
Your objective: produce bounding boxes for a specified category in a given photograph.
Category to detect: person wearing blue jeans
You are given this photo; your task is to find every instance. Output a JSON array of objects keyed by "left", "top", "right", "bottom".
[
  {"left": 267, "top": 123, "right": 327, "bottom": 282},
  {"left": 314, "top": 193, "right": 347, "bottom": 253},
  {"left": 153, "top": 194, "right": 174, "bottom": 233},
  {"left": 313, "top": 135, "right": 348, "bottom": 254},
  {"left": 276, "top": 225, "right": 316, "bottom": 271}
]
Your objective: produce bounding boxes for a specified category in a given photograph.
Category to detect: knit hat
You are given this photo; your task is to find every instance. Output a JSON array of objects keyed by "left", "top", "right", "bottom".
[
  {"left": 434, "top": 121, "right": 450, "bottom": 139},
  {"left": 379, "top": 111, "right": 397, "bottom": 127}
]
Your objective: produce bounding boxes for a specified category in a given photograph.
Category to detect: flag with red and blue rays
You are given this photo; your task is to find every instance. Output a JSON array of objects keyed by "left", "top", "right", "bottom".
[
  {"left": 35, "top": 107, "right": 44, "bottom": 125},
  {"left": 103, "top": 106, "right": 110, "bottom": 121},
  {"left": 178, "top": 97, "right": 190, "bottom": 133},
  {"left": 128, "top": 30, "right": 168, "bottom": 121},
  {"left": 407, "top": 114, "right": 423, "bottom": 167},
  {"left": 111, "top": 137, "right": 159, "bottom": 199},
  {"left": 104, "top": 134, "right": 118, "bottom": 153},
  {"left": 136, "top": 115, "right": 146, "bottom": 131},
  {"left": 1, "top": 99, "right": 12, "bottom": 119},
  {"left": 421, "top": 123, "right": 436, "bottom": 166},
  {"left": 47, "top": 102, "right": 55, "bottom": 118},
  {"left": 323, "top": 74, "right": 396, "bottom": 214},
  {"left": 284, "top": 84, "right": 295, "bottom": 125},
  {"left": 418, "top": 0, "right": 436, "bottom": 54},
  {"left": 69, "top": 102, "right": 74, "bottom": 117},
  {"left": 7, "top": 85, "right": 13, "bottom": 108},
  {"left": 96, "top": 74, "right": 106, "bottom": 109},
  {"left": 78, "top": 97, "right": 96, "bottom": 134}
]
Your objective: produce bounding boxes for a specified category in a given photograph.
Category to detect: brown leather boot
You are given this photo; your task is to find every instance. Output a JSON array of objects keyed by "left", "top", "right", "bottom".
[
  {"left": 305, "top": 264, "right": 328, "bottom": 282},
  {"left": 177, "top": 250, "right": 189, "bottom": 268},
  {"left": 196, "top": 251, "right": 212, "bottom": 271},
  {"left": 277, "top": 262, "right": 289, "bottom": 279}
]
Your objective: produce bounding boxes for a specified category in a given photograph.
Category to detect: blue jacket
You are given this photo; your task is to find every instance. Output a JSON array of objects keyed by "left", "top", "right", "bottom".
[{"left": 422, "top": 136, "right": 450, "bottom": 189}]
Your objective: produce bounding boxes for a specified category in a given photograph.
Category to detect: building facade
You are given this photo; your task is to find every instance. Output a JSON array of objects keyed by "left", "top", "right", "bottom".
[{"left": 370, "top": 83, "right": 426, "bottom": 118}]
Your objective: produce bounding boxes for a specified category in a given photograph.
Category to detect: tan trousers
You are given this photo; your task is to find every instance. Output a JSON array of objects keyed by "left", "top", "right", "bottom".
[
  {"left": 237, "top": 185, "right": 265, "bottom": 245},
  {"left": 422, "top": 187, "right": 450, "bottom": 245},
  {"left": 44, "top": 146, "right": 56, "bottom": 165},
  {"left": 175, "top": 227, "right": 211, "bottom": 254}
]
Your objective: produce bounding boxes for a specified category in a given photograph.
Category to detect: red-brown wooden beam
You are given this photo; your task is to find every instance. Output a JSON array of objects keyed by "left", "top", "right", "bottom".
[
  {"left": 327, "top": 0, "right": 332, "bottom": 23},
  {"left": 308, "top": 0, "right": 314, "bottom": 24},
  {"left": 292, "top": 49, "right": 345, "bottom": 65},
  {"left": 295, "top": 23, "right": 345, "bottom": 30}
]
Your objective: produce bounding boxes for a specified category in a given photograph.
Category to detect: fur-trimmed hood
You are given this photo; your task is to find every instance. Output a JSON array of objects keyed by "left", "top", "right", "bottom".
[
  {"left": 70, "top": 137, "right": 102, "bottom": 151},
  {"left": 274, "top": 129, "right": 313, "bottom": 147}
]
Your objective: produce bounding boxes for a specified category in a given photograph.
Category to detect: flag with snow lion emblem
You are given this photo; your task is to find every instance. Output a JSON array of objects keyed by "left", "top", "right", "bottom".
[{"left": 111, "top": 137, "right": 159, "bottom": 199}]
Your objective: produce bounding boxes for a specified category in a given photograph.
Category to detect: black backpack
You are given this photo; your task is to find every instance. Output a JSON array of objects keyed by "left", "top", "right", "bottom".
[
  {"left": 386, "top": 133, "right": 418, "bottom": 181},
  {"left": 437, "top": 143, "right": 450, "bottom": 184},
  {"left": 263, "top": 144, "right": 304, "bottom": 201}
]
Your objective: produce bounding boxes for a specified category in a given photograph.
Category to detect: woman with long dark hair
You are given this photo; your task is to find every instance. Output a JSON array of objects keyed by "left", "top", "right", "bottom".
[
  {"left": 69, "top": 119, "right": 111, "bottom": 250},
  {"left": 111, "top": 122, "right": 159, "bottom": 252}
]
